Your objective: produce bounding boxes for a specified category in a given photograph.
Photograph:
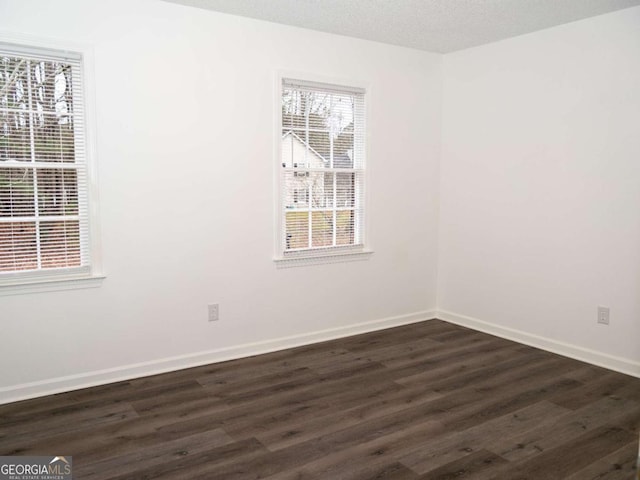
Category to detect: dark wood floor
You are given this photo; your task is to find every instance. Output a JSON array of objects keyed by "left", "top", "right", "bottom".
[{"left": 1, "top": 320, "right": 639, "bottom": 479}]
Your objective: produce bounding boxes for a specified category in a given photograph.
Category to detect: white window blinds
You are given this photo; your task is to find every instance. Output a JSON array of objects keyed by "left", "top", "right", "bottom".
[
  {"left": 0, "top": 44, "right": 91, "bottom": 280},
  {"left": 280, "top": 78, "right": 366, "bottom": 257}
]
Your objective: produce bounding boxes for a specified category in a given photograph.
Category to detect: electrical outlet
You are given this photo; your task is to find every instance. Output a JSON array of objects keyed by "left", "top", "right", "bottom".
[
  {"left": 597, "top": 306, "right": 609, "bottom": 325},
  {"left": 208, "top": 303, "right": 219, "bottom": 322}
]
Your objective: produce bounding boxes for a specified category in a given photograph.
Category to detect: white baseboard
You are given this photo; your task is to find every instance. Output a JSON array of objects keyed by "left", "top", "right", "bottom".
[
  {"left": 437, "top": 310, "right": 640, "bottom": 378},
  {"left": 4, "top": 308, "right": 635, "bottom": 405},
  {"left": 0, "top": 310, "right": 437, "bottom": 405}
]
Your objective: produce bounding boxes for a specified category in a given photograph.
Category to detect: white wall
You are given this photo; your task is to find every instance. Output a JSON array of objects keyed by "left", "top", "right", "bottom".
[
  {"left": 0, "top": 0, "right": 442, "bottom": 401},
  {"left": 439, "top": 7, "right": 640, "bottom": 370},
  {"left": 2, "top": 1, "right": 638, "bottom": 402}
]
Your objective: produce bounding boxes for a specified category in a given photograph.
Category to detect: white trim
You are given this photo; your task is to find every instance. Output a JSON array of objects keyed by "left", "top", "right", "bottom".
[
  {"left": 275, "top": 249, "right": 373, "bottom": 268},
  {"left": 273, "top": 70, "right": 283, "bottom": 258},
  {"left": 0, "top": 31, "right": 88, "bottom": 56},
  {"left": 278, "top": 70, "right": 369, "bottom": 94},
  {"left": 283, "top": 77, "right": 366, "bottom": 95},
  {"left": 274, "top": 70, "right": 371, "bottom": 262},
  {"left": 0, "top": 275, "right": 105, "bottom": 296},
  {"left": 0, "top": 310, "right": 436, "bottom": 405},
  {"left": 80, "top": 39, "right": 104, "bottom": 280},
  {"left": 0, "top": 31, "right": 104, "bottom": 289},
  {"left": 3, "top": 308, "right": 636, "bottom": 404},
  {"left": 437, "top": 309, "right": 640, "bottom": 378}
]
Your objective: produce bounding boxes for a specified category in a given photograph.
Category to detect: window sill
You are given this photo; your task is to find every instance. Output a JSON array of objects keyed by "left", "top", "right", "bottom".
[
  {"left": 0, "top": 275, "right": 106, "bottom": 296},
  {"left": 274, "top": 249, "right": 373, "bottom": 268}
]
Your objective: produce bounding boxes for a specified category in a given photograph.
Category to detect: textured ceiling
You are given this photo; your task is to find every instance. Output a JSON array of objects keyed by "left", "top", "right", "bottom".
[{"left": 163, "top": 0, "right": 640, "bottom": 53}]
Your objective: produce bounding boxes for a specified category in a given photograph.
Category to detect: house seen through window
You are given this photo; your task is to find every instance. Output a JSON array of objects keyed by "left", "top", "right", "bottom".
[
  {"left": 280, "top": 78, "right": 365, "bottom": 257},
  {"left": 0, "top": 43, "right": 92, "bottom": 283}
]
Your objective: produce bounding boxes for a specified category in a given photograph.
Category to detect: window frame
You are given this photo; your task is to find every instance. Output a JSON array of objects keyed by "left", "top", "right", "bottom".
[
  {"left": 0, "top": 33, "right": 103, "bottom": 295},
  {"left": 274, "top": 72, "right": 372, "bottom": 268}
]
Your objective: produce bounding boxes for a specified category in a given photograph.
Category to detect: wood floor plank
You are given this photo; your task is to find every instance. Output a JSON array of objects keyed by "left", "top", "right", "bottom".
[
  {"left": 441, "top": 375, "right": 582, "bottom": 432},
  {"left": 549, "top": 370, "right": 639, "bottom": 410},
  {"left": 421, "top": 349, "right": 561, "bottom": 394},
  {"left": 108, "top": 438, "right": 268, "bottom": 480},
  {"left": 486, "top": 426, "right": 637, "bottom": 480},
  {"left": 0, "top": 388, "right": 103, "bottom": 419},
  {"left": 201, "top": 406, "right": 447, "bottom": 480},
  {"left": 377, "top": 337, "right": 505, "bottom": 369},
  {"left": 218, "top": 378, "right": 404, "bottom": 440},
  {"left": 0, "top": 319, "right": 638, "bottom": 480},
  {"left": 490, "top": 396, "right": 640, "bottom": 462},
  {"left": 0, "top": 395, "right": 230, "bottom": 463},
  {"left": 0, "top": 402, "right": 139, "bottom": 450},
  {"left": 186, "top": 366, "right": 403, "bottom": 439},
  {"left": 195, "top": 348, "right": 359, "bottom": 388},
  {"left": 265, "top": 419, "right": 444, "bottom": 480},
  {"left": 417, "top": 449, "right": 508, "bottom": 480},
  {"left": 564, "top": 441, "right": 639, "bottom": 480},
  {"left": 330, "top": 320, "right": 452, "bottom": 352},
  {"left": 349, "top": 462, "right": 420, "bottom": 480},
  {"left": 255, "top": 383, "right": 442, "bottom": 450},
  {"left": 400, "top": 400, "right": 569, "bottom": 474},
  {"left": 74, "top": 428, "right": 234, "bottom": 479},
  {"left": 394, "top": 343, "right": 529, "bottom": 387}
]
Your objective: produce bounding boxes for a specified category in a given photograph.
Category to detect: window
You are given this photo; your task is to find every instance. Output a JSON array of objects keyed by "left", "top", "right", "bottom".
[
  {"left": 0, "top": 42, "right": 98, "bottom": 289},
  {"left": 278, "top": 78, "right": 369, "bottom": 264}
]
